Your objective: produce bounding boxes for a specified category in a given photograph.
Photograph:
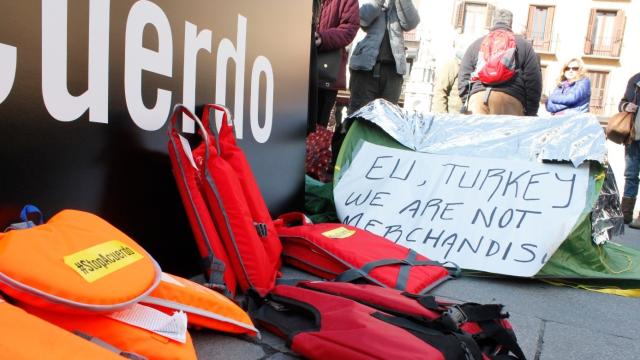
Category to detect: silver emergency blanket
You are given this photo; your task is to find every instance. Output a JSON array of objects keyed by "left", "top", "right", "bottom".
[
  {"left": 345, "top": 99, "right": 621, "bottom": 243},
  {"left": 347, "top": 99, "right": 606, "bottom": 167},
  {"left": 592, "top": 165, "right": 625, "bottom": 244}
]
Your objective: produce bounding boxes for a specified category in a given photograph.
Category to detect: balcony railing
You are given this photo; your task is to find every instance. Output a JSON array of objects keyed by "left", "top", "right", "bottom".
[
  {"left": 404, "top": 31, "right": 420, "bottom": 42},
  {"left": 584, "top": 36, "right": 622, "bottom": 57},
  {"left": 524, "top": 32, "right": 558, "bottom": 54}
]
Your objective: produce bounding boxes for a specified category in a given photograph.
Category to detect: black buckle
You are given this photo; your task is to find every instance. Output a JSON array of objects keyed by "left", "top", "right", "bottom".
[
  {"left": 254, "top": 222, "right": 268, "bottom": 238},
  {"left": 448, "top": 305, "right": 468, "bottom": 325}
]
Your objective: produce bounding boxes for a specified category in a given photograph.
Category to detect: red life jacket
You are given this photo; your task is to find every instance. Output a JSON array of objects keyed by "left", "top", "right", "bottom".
[
  {"left": 252, "top": 282, "right": 528, "bottom": 360},
  {"left": 166, "top": 105, "right": 278, "bottom": 297},
  {"left": 297, "top": 281, "right": 525, "bottom": 359},
  {"left": 201, "top": 104, "right": 282, "bottom": 283},
  {"left": 167, "top": 105, "right": 237, "bottom": 296},
  {"left": 274, "top": 212, "right": 453, "bottom": 294}
]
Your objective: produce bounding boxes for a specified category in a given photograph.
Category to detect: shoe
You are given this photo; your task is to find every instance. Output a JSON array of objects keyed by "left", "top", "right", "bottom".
[
  {"left": 621, "top": 197, "right": 636, "bottom": 224},
  {"left": 630, "top": 216, "right": 640, "bottom": 229}
]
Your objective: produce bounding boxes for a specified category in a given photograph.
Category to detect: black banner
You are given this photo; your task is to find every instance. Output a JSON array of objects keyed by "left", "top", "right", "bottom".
[{"left": 0, "top": 0, "right": 310, "bottom": 275}]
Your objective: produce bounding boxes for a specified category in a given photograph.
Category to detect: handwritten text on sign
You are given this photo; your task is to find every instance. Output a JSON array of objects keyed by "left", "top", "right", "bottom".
[{"left": 334, "top": 142, "right": 589, "bottom": 277}]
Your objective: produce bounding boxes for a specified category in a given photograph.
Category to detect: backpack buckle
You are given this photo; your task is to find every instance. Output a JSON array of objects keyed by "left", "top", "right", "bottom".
[
  {"left": 447, "top": 305, "right": 468, "bottom": 325},
  {"left": 254, "top": 222, "right": 268, "bottom": 238}
]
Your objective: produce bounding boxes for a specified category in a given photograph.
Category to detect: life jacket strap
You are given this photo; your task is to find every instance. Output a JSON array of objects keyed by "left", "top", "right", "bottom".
[
  {"left": 335, "top": 250, "right": 447, "bottom": 291},
  {"left": 202, "top": 256, "right": 230, "bottom": 297},
  {"left": 73, "top": 331, "right": 148, "bottom": 360}
]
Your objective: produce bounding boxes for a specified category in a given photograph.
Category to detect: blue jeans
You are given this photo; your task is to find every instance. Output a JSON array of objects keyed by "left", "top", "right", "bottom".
[{"left": 624, "top": 140, "right": 640, "bottom": 198}]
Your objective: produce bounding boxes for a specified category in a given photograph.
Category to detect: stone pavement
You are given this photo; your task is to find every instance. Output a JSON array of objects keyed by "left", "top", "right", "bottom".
[{"left": 192, "top": 140, "right": 640, "bottom": 360}]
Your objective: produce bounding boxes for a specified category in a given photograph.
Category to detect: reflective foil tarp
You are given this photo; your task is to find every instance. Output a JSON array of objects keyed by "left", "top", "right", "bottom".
[{"left": 347, "top": 99, "right": 607, "bottom": 167}]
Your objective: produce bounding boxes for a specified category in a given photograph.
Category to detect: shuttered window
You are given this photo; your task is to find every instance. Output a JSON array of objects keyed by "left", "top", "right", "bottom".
[
  {"left": 525, "top": 5, "right": 555, "bottom": 52},
  {"left": 453, "top": 1, "right": 493, "bottom": 34},
  {"left": 584, "top": 9, "right": 626, "bottom": 57},
  {"left": 585, "top": 70, "right": 609, "bottom": 115}
]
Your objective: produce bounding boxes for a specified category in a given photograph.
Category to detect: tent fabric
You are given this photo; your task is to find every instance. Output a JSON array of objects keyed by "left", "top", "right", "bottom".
[{"left": 325, "top": 105, "right": 640, "bottom": 291}]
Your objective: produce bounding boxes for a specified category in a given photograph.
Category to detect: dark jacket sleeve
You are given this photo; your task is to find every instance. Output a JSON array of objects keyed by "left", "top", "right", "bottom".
[
  {"left": 395, "top": 0, "right": 420, "bottom": 31},
  {"left": 318, "top": 0, "right": 360, "bottom": 51},
  {"left": 458, "top": 39, "right": 480, "bottom": 100},
  {"left": 518, "top": 40, "right": 542, "bottom": 116},
  {"left": 549, "top": 78, "right": 591, "bottom": 106},
  {"left": 618, "top": 73, "right": 640, "bottom": 112}
]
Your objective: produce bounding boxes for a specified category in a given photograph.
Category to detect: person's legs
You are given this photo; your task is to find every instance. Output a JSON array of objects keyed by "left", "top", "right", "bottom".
[
  {"left": 468, "top": 92, "right": 490, "bottom": 114},
  {"left": 379, "top": 64, "right": 403, "bottom": 104},
  {"left": 623, "top": 140, "right": 640, "bottom": 198},
  {"left": 622, "top": 141, "right": 640, "bottom": 229},
  {"left": 623, "top": 141, "right": 640, "bottom": 226},
  {"left": 348, "top": 70, "right": 379, "bottom": 114},
  {"left": 317, "top": 88, "right": 338, "bottom": 127}
]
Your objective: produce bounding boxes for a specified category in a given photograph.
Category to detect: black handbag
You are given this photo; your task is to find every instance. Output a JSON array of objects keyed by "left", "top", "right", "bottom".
[{"left": 317, "top": 49, "right": 341, "bottom": 88}]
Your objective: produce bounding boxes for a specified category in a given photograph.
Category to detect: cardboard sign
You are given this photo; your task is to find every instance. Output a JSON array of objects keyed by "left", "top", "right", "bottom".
[{"left": 334, "top": 142, "right": 589, "bottom": 277}]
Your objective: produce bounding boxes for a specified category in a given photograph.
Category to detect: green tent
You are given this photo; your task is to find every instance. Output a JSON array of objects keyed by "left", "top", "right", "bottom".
[{"left": 308, "top": 114, "right": 640, "bottom": 293}]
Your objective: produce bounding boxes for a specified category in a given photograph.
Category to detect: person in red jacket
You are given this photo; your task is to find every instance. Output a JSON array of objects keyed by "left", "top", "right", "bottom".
[{"left": 314, "top": 0, "right": 359, "bottom": 128}]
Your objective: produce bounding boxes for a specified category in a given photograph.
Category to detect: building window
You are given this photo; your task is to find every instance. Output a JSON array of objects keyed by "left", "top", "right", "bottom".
[
  {"left": 525, "top": 5, "right": 555, "bottom": 53},
  {"left": 584, "top": 9, "right": 626, "bottom": 57},
  {"left": 540, "top": 65, "right": 548, "bottom": 91},
  {"left": 586, "top": 70, "right": 609, "bottom": 115},
  {"left": 453, "top": 1, "right": 494, "bottom": 34}
]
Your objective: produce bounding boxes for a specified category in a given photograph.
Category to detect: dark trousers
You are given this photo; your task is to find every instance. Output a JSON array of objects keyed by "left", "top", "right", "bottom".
[
  {"left": 317, "top": 88, "right": 338, "bottom": 128},
  {"left": 348, "top": 64, "right": 404, "bottom": 114}
]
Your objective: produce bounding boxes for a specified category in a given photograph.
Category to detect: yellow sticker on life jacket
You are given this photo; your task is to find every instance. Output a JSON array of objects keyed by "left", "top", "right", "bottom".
[
  {"left": 63, "top": 240, "right": 144, "bottom": 283},
  {"left": 321, "top": 227, "right": 356, "bottom": 239}
]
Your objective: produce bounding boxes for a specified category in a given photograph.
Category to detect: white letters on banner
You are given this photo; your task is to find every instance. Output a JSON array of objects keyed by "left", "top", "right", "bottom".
[
  {"left": 334, "top": 142, "right": 589, "bottom": 277},
  {"left": 42, "top": 0, "right": 110, "bottom": 123},
  {"left": 0, "top": 43, "right": 16, "bottom": 104},
  {"left": 125, "top": 0, "right": 174, "bottom": 131},
  {"left": 7, "top": 0, "right": 275, "bottom": 140}
]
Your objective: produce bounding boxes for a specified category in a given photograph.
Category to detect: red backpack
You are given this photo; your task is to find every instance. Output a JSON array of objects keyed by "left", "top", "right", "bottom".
[{"left": 472, "top": 29, "right": 517, "bottom": 85}]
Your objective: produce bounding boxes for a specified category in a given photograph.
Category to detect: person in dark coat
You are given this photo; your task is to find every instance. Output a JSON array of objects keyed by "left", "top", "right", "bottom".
[
  {"left": 458, "top": 8, "right": 542, "bottom": 116},
  {"left": 545, "top": 58, "right": 591, "bottom": 115},
  {"left": 315, "top": 0, "right": 359, "bottom": 128},
  {"left": 618, "top": 72, "right": 640, "bottom": 228}
]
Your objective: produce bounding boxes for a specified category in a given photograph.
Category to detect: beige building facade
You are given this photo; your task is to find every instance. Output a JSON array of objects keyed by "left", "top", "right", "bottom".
[{"left": 404, "top": 0, "right": 639, "bottom": 116}]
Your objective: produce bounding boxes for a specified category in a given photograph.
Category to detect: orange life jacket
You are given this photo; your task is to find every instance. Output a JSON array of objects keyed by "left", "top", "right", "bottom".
[
  {"left": 0, "top": 209, "right": 161, "bottom": 314},
  {"left": 0, "top": 297, "right": 126, "bottom": 360},
  {"left": 20, "top": 301, "right": 198, "bottom": 360},
  {"left": 141, "top": 272, "right": 258, "bottom": 336}
]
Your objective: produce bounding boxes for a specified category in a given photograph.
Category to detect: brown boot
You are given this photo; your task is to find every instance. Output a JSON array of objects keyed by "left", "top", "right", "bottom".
[{"left": 621, "top": 197, "right": 636, "bottom": 224}]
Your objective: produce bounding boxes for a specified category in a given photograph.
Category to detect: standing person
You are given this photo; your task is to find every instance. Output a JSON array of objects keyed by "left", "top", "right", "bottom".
[
  {"left": 347, "top": 0, "right": 420, "bottom": 114},
  {"left": 315, "top": 0, "right": 360, "bottom": 128},
  {"left": 432, "top": 42, "right": 464, "bottom": 114},
  {"left": 458, "top": 8, "right": 542, "bottom": 116},
  {"left": 618, "top": 72, "right": 640, "bottom": 228},
  {"left": 545, "top": 58, "right": 591, "bottom": 115}
]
